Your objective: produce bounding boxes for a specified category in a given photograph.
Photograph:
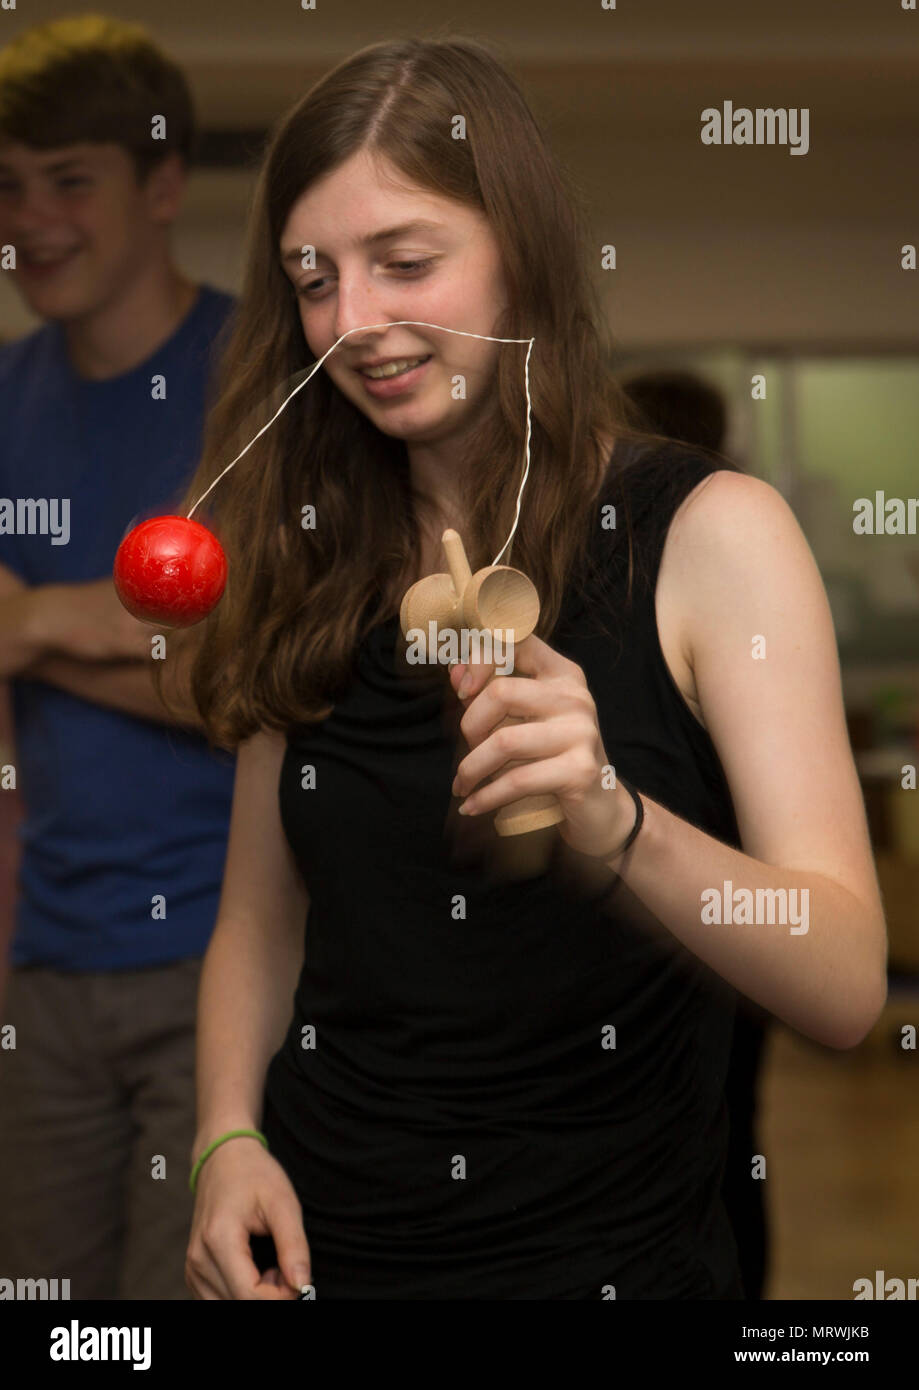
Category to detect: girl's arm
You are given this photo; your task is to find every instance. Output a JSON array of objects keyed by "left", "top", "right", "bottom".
[
  {"left": 603, "top": 470, "right": 887, "bottom": 1049},
  {"left": 451, "top": 469, "right": 887, "bottom": 1050},
  {"left": 192, "top": 727, "right": 308, "bottom": 1164}
]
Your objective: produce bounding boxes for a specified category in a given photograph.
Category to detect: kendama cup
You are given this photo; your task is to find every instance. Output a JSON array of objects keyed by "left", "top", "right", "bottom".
[{"left": 400, "top": 528, "right": 565, "bottom": 837}]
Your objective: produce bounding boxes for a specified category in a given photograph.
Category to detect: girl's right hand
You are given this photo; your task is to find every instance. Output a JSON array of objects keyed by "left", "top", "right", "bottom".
[{"left": 185, "top": 1137, "right": 313, "bottom": 1300}]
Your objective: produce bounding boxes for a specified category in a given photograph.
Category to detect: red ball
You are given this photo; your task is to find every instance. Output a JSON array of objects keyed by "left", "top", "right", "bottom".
[{"left": 114, "top": 515, "right": 227, "bottom": 627}]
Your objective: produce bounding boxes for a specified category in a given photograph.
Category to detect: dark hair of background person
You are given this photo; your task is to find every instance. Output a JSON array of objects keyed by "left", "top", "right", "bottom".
[{"left": 619, "top": 370, "right": 728, "bottom": 455}]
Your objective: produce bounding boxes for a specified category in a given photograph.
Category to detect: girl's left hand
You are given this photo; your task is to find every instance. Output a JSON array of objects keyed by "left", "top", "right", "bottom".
[{"left": 448, "top": 634, "right": 634, "bottom": 860}]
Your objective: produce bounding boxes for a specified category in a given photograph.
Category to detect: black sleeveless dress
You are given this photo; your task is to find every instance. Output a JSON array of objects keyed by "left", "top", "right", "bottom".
[{"left": 259, "top": 441, "right": 745, "bottom": 1298}]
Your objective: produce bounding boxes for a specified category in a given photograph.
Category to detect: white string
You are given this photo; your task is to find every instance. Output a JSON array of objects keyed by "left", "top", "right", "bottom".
[{"left": 186, "top": 321, "right": 535, "bottom": 567}]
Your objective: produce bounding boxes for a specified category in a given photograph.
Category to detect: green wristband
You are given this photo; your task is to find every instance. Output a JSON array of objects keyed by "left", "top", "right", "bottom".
[{"left": 189, "top": 1128, "right": 268, "bottom": 1195}]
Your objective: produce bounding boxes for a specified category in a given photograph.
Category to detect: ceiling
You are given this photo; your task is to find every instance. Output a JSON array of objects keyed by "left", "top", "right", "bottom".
[
  {"left": 2, "top": 0, "right": 914, "bottom": 134},
  {"left": 2, "top": 1, "right": 915, "bottom": 346}
]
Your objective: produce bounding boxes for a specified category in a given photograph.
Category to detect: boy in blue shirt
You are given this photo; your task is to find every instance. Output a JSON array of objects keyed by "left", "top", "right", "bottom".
[{"left": 0, "top": 16, "right": 236, "bottom": 1298}]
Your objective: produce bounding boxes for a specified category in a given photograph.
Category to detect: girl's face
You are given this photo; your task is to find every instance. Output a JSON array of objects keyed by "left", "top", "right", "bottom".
[{"left": 279, "top": 147, "right": 509, "bottom": 447}]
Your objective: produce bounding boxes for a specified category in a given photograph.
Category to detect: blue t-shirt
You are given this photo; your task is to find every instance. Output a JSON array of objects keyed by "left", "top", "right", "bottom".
[{"left": 0, "top": 283, "right": 238, "bottom": 970}]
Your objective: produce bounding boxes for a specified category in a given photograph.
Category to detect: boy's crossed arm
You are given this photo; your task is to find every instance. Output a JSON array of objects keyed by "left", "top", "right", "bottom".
[{"left": 0, "top": 560, "right": 203, "bottom": 730}]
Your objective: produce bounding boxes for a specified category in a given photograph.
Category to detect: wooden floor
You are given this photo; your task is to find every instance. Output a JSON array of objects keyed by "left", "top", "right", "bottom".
[{"left": 759, "top": 987, "right": 919, "bottom": 1300}]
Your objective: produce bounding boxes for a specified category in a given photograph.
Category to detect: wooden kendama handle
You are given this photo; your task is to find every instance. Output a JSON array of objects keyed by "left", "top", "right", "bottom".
[
  {"left": 400, "top": 528, "right": 564, "bottom": 838},
  {"left": 481, "top": 671, "right": 565, "bottom": 837}
]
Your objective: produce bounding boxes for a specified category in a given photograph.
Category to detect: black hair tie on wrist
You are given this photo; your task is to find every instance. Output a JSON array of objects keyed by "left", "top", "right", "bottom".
[
  {"left": 612, "top": 776, "right": 644, "bottom": 856},
  {"left": 603, "top": 777, "right": 644, "bottom": 906}
]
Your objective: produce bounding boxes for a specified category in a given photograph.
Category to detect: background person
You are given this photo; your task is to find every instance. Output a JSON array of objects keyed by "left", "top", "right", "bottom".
[{"left": 0, "top": 15, "right": 237, "bottom": 1300}]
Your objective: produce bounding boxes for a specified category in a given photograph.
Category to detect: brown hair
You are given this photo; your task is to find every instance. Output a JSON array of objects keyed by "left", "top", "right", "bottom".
[
  {"left": 0, "top": 14, "right": 195, "bottom": 182},
  {"left": 159, "top": 34, "right": 733, "bottom": 750}
]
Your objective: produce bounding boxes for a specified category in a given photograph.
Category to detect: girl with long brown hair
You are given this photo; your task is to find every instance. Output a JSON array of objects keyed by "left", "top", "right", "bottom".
[{"left": 177, "top": 35, "right": 886, "bottom": 1300}]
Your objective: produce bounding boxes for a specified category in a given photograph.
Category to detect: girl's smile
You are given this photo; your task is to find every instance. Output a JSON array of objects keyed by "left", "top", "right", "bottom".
[{"left": 356, "top": 352, "right": 433, "bottom": 398}]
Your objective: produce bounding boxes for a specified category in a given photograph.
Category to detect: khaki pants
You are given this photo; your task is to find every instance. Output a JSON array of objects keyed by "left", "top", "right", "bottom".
[{"left": 0, "top": 957, "right": 202, "bottom": 1300}]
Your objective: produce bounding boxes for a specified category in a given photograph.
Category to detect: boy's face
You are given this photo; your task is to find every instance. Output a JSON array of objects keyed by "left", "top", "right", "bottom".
[{"left": 0, "top": 140, "right": 185, "bottom": 322}]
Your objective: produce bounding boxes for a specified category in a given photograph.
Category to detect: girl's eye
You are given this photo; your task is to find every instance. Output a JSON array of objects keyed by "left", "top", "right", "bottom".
[
  {"left": 297, "top": 258, "right": 435, "bottom": 298},
  {"left": 390, "top": 258, "right": 435, "bottom": 274}
]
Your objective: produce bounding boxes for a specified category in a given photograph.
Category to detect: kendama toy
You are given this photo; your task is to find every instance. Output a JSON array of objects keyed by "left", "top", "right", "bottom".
[{"left": 400, "top": 528, "right": 565, "bottom": 838}]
